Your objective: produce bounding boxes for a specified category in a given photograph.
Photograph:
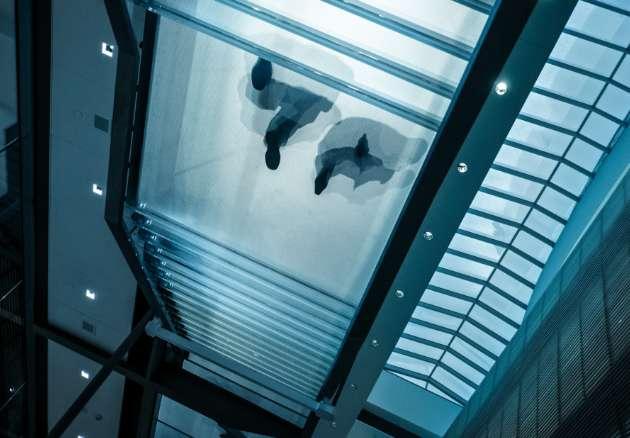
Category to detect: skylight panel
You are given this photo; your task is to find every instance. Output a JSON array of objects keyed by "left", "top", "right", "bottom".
[
  {"left": 521, "top": 92, "right": 589, "bottom": 131},
  {"left": 429, "top": 271, "right": 483, "bottom": 298},
  {"left": 427, "top": 384, "right": 461, "bottom": 405},
  {"left": 566, "top": 1, "right": 630, "bottom": 47},
  {"left": 432, "top": 366, "right": 475, "bottom": 400},
  {"left": 550, "top": 33, "right": 623, "bottom": 77},
  {"left": 412, "top": 306, "right": 463, "bottom": 331},
  {"left": 524, "top": 209, "right": 565, "bottom": 242},
  {"left": 470, "top": 192, "right": 530, "bottom": 223},
  {"left": 580, "top": 112, "right": 620, "bottom": 146},
  {"left": 538, "top": 186, "right": 577, "bottom": 220},
  {"left": 478, "top": 288, "right": 526, "bottom": 325},
  {"left": 451, "top": 337, "right": 494, "bottom": 371},
  {"left": 459, "top": 322, "right": 505, "bottom": 357},
  {"left": 489, "top": 270, "right": 532, "bottom": 305},
  {"left": 494, "top": 144, "right": 557, "bottom": 180},
  {"left": 468, "top": 305, "right": 517, "bottom": 340},
  {"left": 507, "top": 118, "right": 572, "bottom": 156},
  {"left": 551, "top": 163, "right": 590, "bottom": 197},
  {"left": 459, "top": 213, "right": 518, "bottom": 244},
  {"left": 421, "top": 289, "right": 473, "bottom": 315},
  {"left": 482, "top": 168, "right": 544, "bottom": 202},
  {"left": 597, "top": 84, "right": 630, "bottom": 120},
  {"left": 450, "top": 233, "right": 505, "bottom": 263},
  {"left": 388, "top": 352, "right": 435, "bottom": 376},
  {"left": 439, "top": 253, "right": 494, "bottom": 281},
  {"left": 442, "top": 352, "right": 484, "bottom": 385},
  {"left": 535, "top": 62, "right": 605, "bottom": 105},
  {"left": 394, "top": 372, "right": 428, "bottom": 389},
  {"left": 614, "top": 55, "right": 630, "bottom": 86},
  {"left": 501, "top": 250, "right": 543, "bottom": 285},
  {"left": 396, "top": 337, "right": 444, "bottom": 360},
  {"left": 512, "top": 231, "right": 552, "bottom": 264},
  {"left": 404, "top": 322, "right": 453, "bottom": 345}
]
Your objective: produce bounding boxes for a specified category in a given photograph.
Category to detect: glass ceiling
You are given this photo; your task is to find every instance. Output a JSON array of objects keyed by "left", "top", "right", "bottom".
[
  {"left": 132, "top": 0, "right": 496, "bottom": 413},
  {"left": 386, "top": 0, "right": 630, "bottom": 406}
]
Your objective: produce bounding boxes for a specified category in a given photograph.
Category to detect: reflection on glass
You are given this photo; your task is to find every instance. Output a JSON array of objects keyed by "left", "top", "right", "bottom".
[
  {"left": 495, "top": 144, "right": 557, "bottom": 180},
  {"left": 507, "top": 119, "right": 572, "bottom": 156},
  {"left": 521, "top": 92, "right": 588, "bottom": 131},
  {"left": 459, "top": 213, "right": 517, "bottom": 244},
  {"left": 550, "top": 33, "right": 622, "bottom": 77},
  {"left": 535, "top": 63, "right": 604, "bottom": 105}
]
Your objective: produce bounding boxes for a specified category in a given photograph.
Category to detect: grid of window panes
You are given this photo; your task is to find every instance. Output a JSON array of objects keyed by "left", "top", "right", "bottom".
[{"left": 386, "top": 0, "right": 630, "bottom": 406}]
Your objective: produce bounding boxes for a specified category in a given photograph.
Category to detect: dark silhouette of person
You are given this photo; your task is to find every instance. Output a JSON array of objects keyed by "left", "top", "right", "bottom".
[
  {"left": 314, "top": 133, "right": 394, "bottom": 194},
  {"left": 313, "top": 117, "right": 428, "bottom": 196},
  {"left": 249, "top": 57, "right": 334, "bottom": 170}
]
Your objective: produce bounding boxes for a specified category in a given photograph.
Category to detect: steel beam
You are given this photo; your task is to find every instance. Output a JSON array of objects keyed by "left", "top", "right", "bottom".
[
  {"left": 102, "top": 0, "right": 173, "bottom": 329},
  {"left": 15, "top": 0, "right": 51, "bottom": 436},
  {"left": 307, "top": 1, "right": 580, "bottom": 436},
  {"left": 118, "top": 289, "right": 163, "bottom": 438},
  {"left": 134, "top": 339, "right": 164, "bottom": 438},
  {"left": 33, "top": 322, "right": 303, "bottom": 436},
  {"left": 47, "top": 311, "right": 153, "bottom": 438}
]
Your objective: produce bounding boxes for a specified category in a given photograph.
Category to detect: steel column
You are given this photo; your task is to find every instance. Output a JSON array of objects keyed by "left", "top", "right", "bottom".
[{"left": 15, "top": 0, "right": 51, "bottom": 436}]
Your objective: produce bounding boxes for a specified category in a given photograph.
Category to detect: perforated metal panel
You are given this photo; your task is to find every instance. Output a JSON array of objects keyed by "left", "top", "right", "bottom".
[{"left": 445, "top": 172, "right": 630, "bottom": 437}]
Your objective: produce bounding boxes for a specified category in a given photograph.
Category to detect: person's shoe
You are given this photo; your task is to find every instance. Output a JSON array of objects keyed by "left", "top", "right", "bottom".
[
  {"left": 265, "top": 147, "right": 281, "bottom": 170},
  {"left": 251, "top": 58, "right": 272, "bottom": 90}
]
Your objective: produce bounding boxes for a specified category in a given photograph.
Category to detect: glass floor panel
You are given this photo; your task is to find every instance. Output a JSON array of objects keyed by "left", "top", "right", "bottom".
[
  {"left": 132, "top": 0, "right": 497, "bottom": 406},
  {"left": 140, "top": 16, "right": 436, "bottom": 306}
]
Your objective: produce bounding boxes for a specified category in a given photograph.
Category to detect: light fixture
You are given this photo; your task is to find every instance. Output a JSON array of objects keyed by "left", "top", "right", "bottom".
[
  {"left": 423, "top": 231, "right": 434, "bottom": 241},
  {"left": 495, "top": 81, "right": 508, "bottom": 95},
  {"left": 457, "top": 162, "right": 468, "bottom": 173},
  {"left": 101, "top": 42, "right": 114, "bottom": 58},
  {"left": 92, "top": 183, "right": 103, "bottom": 196},
  {"left": 80, "top": 370, "right": 90, "bottom": 380},
  {"left": 85, "top": 289, "right": 96, "bottom": 300}
]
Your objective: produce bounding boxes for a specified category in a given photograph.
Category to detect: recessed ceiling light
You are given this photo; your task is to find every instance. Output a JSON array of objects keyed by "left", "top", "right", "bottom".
[
  {"left": 85, "top": 289, "right": 96, "bottom": 300},
  {"left": 80, "top": 370, "right": 90, "bottom": 380},
  {"left": 423, "top": 231, "right": 434, "bottom": 241},
  {"left": 495, "top": 81, "right": 508, "bottom": 96},
  {"left": 101, "top": 42, "right": 114, "bottom": 58},
  {"left": 457, "top": 162, "right": 468, "bottom": 173},
  {"left": 92, "top": 184, "right": 103, "bottom": 196}
]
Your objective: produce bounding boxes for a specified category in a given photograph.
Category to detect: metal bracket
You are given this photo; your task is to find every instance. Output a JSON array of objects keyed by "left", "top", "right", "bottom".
[
  {"left": 313, "top": 400, "right": 335, "bottom": 422},
  {"left": 145, "top": 317, "right": 163, "bottom": 338}
]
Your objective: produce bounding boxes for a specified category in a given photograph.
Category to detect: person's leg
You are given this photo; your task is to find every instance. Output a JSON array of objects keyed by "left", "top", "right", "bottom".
[
  {"left": 264, "top": 115, "right": 299, "bottom": 169},
  {"left": 314, "top": 164, "right": 335, "bottom": 194},
  {"left": 251, "top": 58, "right": 272, "bottom": 90}
]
